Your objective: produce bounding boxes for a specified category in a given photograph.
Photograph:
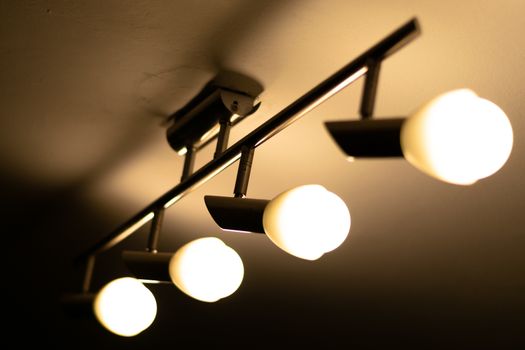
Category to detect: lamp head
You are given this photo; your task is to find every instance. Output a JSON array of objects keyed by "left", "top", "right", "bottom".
[
  {"left": 205, "top": 185, "right": 351, "bottom": 261},
  {"left": 123, "top": 239, "right": 244, "bottom": 303},
  {"left": 325, "top": 89, "right": 513, "bottom": 185}
]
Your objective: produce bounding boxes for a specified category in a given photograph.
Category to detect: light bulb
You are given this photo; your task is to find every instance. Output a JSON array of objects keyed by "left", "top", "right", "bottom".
[
  {"left": 93, "top": 277, "right": 157, "bottom": 337},
  {"left": 401, "top": 89, "right": 513, "bottom": 185},
  {"left": 262, "top": 185, "right": 351, "bottom": 260},
  {"left": 169, "top": 237, "right": 244, "bottom": 303}
]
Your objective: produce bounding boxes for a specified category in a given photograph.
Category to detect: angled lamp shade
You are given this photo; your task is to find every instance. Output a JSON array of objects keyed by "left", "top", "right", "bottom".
[
  {"left": 205, "top": 185, "right": 351, "bottom": 261},
  {"left": 93, "top": 277, "right": 157, "bottom": 337},
  {"left": 325, "top": 89, "right": 513, "bottom": 185}
]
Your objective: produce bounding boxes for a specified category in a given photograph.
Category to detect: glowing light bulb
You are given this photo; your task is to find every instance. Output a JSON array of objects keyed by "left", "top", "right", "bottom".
[
  {"left": 262, "top": 185, "right": 351, "bottom": 260},
  {"left": 169, "top": 237, "right": 244, "bottom": 303},
  {"left": 93, "top": 277, "right": 157, "bottom": 337},
  {"left": 401, "top": 89, "right": 513, "bottom": 185}
]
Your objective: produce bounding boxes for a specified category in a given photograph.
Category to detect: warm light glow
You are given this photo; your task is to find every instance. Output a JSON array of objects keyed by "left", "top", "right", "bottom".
[
  {"left": 93, "top": 277, "right": 157, "bottom": 337},
  {"left": 401, "top": 89, "right": 513, "bottom": 185},
  {"left": 169, "top": 237, "right": 244, "bottom": 302},
  {"left": 262, "top": 185, "right": 351, "bottom": 260}
]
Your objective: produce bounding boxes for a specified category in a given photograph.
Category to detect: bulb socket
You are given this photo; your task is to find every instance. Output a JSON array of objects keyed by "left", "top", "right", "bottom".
[
  {"left": 204, "top": 196, "right": 268, "bottom": 234},
  {"left": 325, "top": 118, "right": 405, "bottom": 157},
  {"left": 61, "top": 293, "right": 95, "bottom": 319},
  {"left": 122, "top": 251, "right": 173, "bottom": 282}
]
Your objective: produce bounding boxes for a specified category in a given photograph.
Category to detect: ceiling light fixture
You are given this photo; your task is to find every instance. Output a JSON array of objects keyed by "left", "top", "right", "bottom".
[{"left": 64, "top": 18, "right": 512, "bottom": 336}]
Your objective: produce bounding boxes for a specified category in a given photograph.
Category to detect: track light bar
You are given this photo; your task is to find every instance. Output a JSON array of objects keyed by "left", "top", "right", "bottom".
[
  {"left": 64, "top": 16, "right": 516, "bottom": 338},
  {"left": 77, "top": 18, "right": 420, "bottom": 261}
]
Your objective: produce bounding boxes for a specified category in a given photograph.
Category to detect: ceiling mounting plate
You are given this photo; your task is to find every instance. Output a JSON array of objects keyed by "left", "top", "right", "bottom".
[{"left": 166, "top": 71, "right": 263, "bottom": 154}]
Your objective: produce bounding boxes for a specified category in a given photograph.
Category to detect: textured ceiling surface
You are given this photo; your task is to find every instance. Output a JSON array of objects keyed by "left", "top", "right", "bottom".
[{"left": 2, "top": 1, "right": 524, "bottom": 348}]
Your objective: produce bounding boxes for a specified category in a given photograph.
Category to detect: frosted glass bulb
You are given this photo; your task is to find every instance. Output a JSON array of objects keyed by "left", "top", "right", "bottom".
[
  {"left": 93, "top": 277, "right": 157, "bottom": 337},
  {"left": 262, "top": 185, "right": 351, "bottom": 260},
  {"left": 169, "top": 237, "right": 244, "bottom": 303},
  {"left": 401, "top": 89, "right": 513, "bottom": 185}
]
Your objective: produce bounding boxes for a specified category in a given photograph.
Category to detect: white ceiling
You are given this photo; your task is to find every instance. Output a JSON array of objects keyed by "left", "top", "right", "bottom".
[{"left": 2, "top": 0, "right": 524, "bottom": 347}]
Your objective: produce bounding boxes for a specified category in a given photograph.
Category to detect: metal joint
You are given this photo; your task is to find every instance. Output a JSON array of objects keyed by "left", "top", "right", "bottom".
[
  {"left": 360, "top": 58, "right": 382, "bottom": 119},
  {"left": 234, "top": 146, "right": 255, "bottom": 198}
]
